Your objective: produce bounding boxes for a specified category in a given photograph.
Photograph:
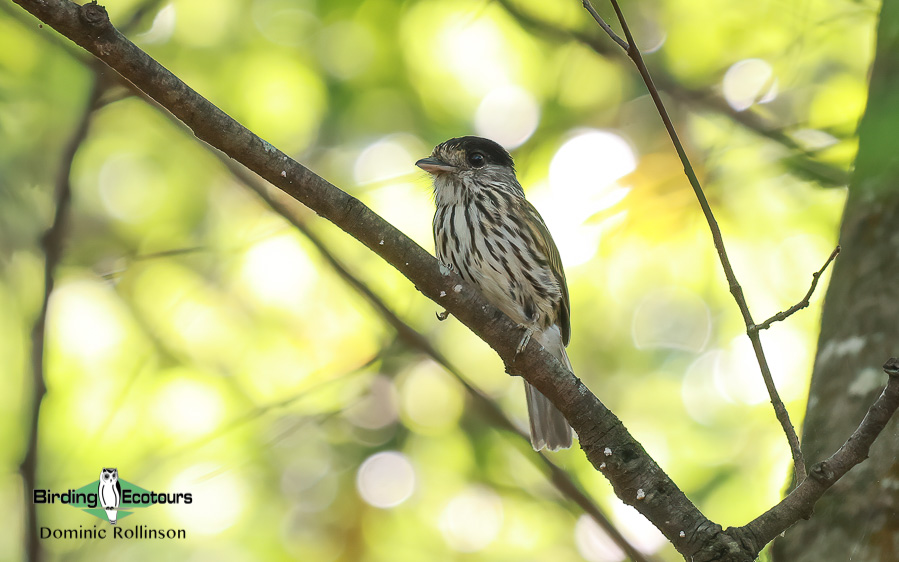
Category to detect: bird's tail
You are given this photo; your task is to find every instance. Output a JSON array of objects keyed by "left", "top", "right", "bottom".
[{"left": 525, "top": 329, "right": 573, "bottom": 451}]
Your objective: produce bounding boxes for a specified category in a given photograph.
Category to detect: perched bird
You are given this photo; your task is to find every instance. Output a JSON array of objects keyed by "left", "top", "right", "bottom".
[
  {"left": 416, "top": 136, "right": 573, "bottom": 451},
  {"left": 98, "top": 467, "right": 122, "bottom": 525}
]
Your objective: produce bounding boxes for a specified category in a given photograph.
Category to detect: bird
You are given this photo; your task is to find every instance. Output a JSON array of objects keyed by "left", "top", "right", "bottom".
[
  {"left": 416, "top": 136, "right": 573, "bottom": 451},
  {"left": 98, "top": 467, "right": 122, "bottom": 525}
]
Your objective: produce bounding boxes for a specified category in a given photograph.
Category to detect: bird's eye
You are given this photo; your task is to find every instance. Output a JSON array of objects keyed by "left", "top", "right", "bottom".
[{"left": 467, "top": 152, "right": 486, "bottom": 168}]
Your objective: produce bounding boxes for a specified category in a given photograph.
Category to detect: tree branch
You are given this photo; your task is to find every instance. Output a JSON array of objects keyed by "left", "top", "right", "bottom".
[{"left": 11, "top": 1, "right": 897, "bottom": 559}]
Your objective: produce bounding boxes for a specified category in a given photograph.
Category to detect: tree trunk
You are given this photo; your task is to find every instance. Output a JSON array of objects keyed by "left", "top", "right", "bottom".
[{"left": 771, "top": 2, "right": 899, "bottom": 560}]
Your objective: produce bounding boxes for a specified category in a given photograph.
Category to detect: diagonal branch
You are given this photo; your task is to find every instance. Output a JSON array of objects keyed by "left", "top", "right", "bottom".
[
  {"left": 588, "top": 0, "right": 807, "bottom": 483},
  {"left": 11, "top": 2, "right": 897, "bottom": 560}
]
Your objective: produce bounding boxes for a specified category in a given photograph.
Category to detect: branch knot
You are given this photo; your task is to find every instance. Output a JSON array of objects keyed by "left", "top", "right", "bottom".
[
  {"left": 809, "top": 461, "right": 834, "bottom": 483},
  {"left": 79, "top": 2, "right": 111, "bottom": 30}
]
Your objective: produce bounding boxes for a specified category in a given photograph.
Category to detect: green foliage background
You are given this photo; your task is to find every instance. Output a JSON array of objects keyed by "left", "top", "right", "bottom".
[{"left": 0, "top": 0, "right": 877, "bottom": 560}]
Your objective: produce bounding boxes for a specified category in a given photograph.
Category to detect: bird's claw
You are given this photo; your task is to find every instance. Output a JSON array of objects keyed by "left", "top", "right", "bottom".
[
  {"left": 516, "top": 327, "right": 534, "bottom": 356},
  {"left": 436, "top": 310, "right": 450, "bottom": 321}
]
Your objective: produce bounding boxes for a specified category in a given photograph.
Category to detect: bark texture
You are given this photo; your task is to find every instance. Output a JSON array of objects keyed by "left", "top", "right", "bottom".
[{"left": 772, "top": 2, "right": 899, "bottom": 560}]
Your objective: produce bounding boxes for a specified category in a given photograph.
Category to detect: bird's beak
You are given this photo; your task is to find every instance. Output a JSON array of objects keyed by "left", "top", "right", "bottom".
[{"left": 416, "top": 157, "right": 456, "bottom": 174}]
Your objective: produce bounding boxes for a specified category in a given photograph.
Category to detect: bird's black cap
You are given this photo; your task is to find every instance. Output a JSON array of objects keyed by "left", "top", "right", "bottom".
[{"left": 439, "top": 136, "right": 515, "bottom": 170}]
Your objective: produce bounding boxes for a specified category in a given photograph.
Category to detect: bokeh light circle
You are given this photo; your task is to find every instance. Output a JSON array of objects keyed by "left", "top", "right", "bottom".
[
  {"left": 356, "top": 451, "right": 416, "bottom": 509},
  {"left": 474, "top": 85, "right": 540, "bottom": 149}
]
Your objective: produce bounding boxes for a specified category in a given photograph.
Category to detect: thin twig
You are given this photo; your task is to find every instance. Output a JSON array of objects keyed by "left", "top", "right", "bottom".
[
  {"left": 582, "top": 0, "right": 628, "bottom": 50},
  {"left": 755, "top": 245, "right": 841, "bottom": 331},
  {"left": 98, "top": 245, "right": 209, "bottom": 280},
  {"left": 590, "top": 0, "right": 807, "bottom": 482}
]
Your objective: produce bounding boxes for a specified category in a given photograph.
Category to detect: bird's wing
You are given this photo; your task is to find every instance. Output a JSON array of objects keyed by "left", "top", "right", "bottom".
[{"left": 522, "top": 199, "right": 571, "bottom": 346}]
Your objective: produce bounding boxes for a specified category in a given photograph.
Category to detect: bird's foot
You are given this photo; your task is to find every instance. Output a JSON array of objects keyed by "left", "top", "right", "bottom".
[
  {"left": 516, "top": 327, "right": 534, "bottom": 356},
  {"left": 436, "top": 310, "right": 450, "bottom": 321}
]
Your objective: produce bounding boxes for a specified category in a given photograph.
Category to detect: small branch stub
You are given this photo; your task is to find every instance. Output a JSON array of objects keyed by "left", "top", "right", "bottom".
[{"left": 80, "top": 2, "right": 110, "bottom": 29}]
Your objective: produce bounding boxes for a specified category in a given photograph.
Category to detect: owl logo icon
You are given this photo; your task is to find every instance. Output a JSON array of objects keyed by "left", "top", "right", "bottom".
[{"left": 98, "top": 468, "right": 122, "bottom": 525}]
